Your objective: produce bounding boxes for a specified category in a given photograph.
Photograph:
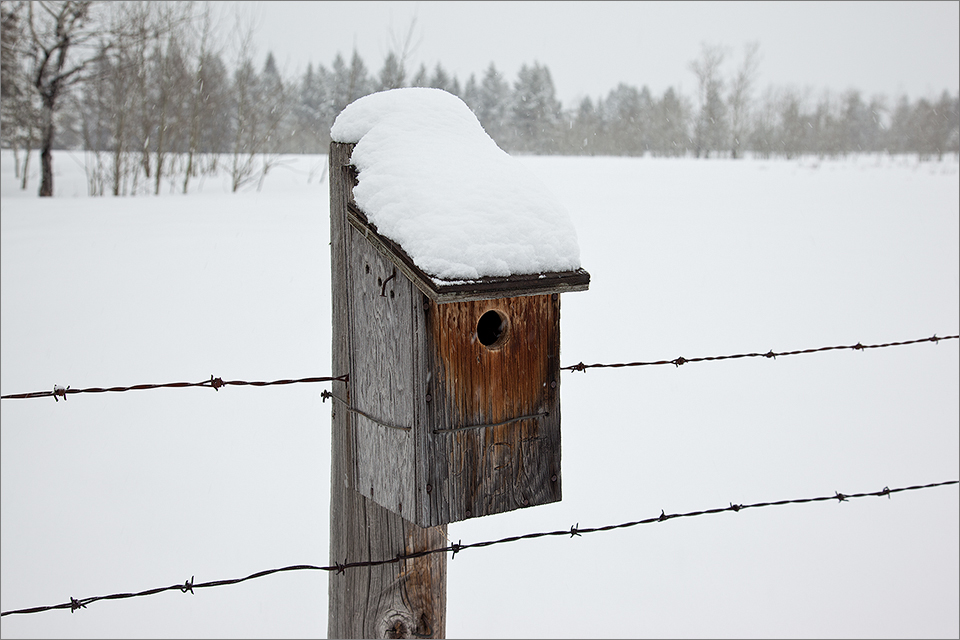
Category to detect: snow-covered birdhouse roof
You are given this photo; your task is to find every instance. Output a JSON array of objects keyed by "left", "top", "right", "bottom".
[{"left": 330, "top": 87, "right": 589, "bottom": 302}]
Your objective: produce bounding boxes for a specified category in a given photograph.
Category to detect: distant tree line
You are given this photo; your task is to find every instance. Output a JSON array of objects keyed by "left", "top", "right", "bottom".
[{"left": 2, "top": 1, "right": 958, "bottom": 197}]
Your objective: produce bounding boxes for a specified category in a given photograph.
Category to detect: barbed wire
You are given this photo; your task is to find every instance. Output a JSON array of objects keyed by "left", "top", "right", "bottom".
[
  {"left": 0, "top": 374, "right": 349, "bottom": 401},
  {"left": 562, "top": 334, "right": 958, "bottom": 372},
  {"left": 2, "top": 479, "right": 955, "bottom": 618},
  {"left": 2, "top": 333, "right": 956, "bottom": 403}
]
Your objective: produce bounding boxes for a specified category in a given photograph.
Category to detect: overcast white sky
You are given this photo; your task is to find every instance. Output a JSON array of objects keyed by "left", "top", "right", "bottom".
[{"left": 223, "top": 0, "right": 960, "bottom": 108}]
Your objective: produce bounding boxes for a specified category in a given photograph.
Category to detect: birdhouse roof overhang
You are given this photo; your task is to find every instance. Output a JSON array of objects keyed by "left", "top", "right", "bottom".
[
  {"left": 348, "top": 200, "right": 590, "bottom": 303},
  {"left": 330, "top": 88, "right": 590, "bottom": 302}
]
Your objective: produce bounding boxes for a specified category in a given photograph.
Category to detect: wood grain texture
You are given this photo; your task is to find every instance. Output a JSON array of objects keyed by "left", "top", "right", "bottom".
[
  {"left": 422, "top": 295, "right": 562, "bottom": 525},
  {"left": 349, "top": 223, "right": 415, "bottom": 515},
  {"left": 328, "top": 142, "right": 447, "bottom": 639}
]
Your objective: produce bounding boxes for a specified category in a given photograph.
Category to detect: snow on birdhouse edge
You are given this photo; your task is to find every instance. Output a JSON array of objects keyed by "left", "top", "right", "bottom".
[{"left": 330, "top": 88, "right": 584, "bottom": 283}]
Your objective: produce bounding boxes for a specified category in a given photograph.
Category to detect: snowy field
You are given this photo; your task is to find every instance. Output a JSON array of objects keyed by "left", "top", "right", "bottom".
[{"left": 1, "top": 149, "right": 958, "bottom": 639}]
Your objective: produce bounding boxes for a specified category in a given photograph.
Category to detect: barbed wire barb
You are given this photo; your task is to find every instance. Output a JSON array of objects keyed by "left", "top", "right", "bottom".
[{"left": 2, "top": 479, "right": 955, "bottom": 618}]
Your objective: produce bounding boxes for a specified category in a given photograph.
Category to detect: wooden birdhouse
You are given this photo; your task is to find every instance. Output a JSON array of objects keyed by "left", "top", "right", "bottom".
[{"left": 327, "top": 89, "right": 589, "bottom": 528}]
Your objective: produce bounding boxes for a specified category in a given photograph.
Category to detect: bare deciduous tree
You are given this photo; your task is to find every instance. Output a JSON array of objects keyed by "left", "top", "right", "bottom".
[
  {"left": 182, "top": 1, "right": 223, "bottom": 193},
  {"left": 27, "top": 0, "right": 99, "bottom": 196},
  {"left": 689, "top": 43, "right": 727, "bottom": 158},
  {"left": 727, "top": 41, "right": 760, "bottom": 159},
  {"left": 380, "top": 14, "right": 418, "bottom": 91},
  {"left": 71, "top": 1, "right": 194, "bottom": 196},
  {"left": 227, "top": 8, "right": 289, "bottom": 193},
  {"left": 1, "top": 1, "right": 41, "bottom": 189},
  {"left": 777, "top": 86, "right": 807, "bottom": 159}
]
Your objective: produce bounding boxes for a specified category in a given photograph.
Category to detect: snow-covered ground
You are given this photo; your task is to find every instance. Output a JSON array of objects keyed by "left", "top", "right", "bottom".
[{"left": 1, "top": 149, "right": 958, "bottom": 639}]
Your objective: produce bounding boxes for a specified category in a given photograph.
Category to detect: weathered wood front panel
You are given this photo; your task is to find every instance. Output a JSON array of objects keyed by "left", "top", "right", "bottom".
[
  {"left": 328, "top": 142, "right": 447, "bottom": 638},
  {"left": 420, "top": 294, "right": 562, "bottom": 525}
]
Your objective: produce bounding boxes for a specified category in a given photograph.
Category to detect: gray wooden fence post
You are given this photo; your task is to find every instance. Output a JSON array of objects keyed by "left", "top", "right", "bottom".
[{"left": 328, "top": 142, "right": 447, "bottom": 639}]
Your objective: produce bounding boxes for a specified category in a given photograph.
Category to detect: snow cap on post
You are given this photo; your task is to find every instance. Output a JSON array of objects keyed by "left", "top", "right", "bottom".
[{"left": 331, "top": 88, "right": 588, "bottom": 297}]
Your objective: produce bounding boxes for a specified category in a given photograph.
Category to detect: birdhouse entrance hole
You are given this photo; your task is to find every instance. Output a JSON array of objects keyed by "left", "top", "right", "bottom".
[{"left": 477, "top": 310, "right": 508, "bottom": 348}]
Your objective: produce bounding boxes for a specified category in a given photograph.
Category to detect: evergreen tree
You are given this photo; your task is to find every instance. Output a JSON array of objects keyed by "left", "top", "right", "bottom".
[
  {"left": 638, "top": 85, "right": 654, "bottom": 152},
  {"left": 328, "top": 50, "right": 372, "bottom": 118},
  {"left": 602, "top": 83, "right": 649, "bottom": 155},
  {"left": 328, "top": 53, "right": 351, "bottom": 118},
  {"left": 840, "top": 89, "right": 872, "bottom": 154},
  {"left": 410, "top": 63, "right": 429, "bottom": 87},
  {"left": 183, "top": 7, "right": 229, "bottom": 191},
  {"left": 702, "top": 80, "right": 728, "bottom": 156},
  {"left": 509, "top": 62, "right": 562, "bottom": 154},
  {"left": 461, "top": 73, "right": 480, "bottom": 113},
  {"left": 651, "top": 87, "right": 689, "bottom": 157},
  {"left": 569, "top": 96, "right": 601, "bottom": 155},
  {"left": 377, "top": 51, "right": 405, "bottom": 90},
  {"left": 430, "top": 62, "right": 453, "bottom": 93},
  {"left": 474, "top": 62, "right": 510, "bottom": 144},
  {"left": 195, "top": 52, "right": 232, "bottom": 153},
  {"left": 295, "top": 62, "right": 330, "bottom": 152},
  {"left": 906, "top": 95, "right": 957, "bottom": 160},
  {"left": 258, "top": 50, "right": 287, "bottom": 151},
  {"left": 814, "top": 90, "right": 847, "bottom": 158},
  {"left": 149, "top": 32, "right": 191, "bottom": 194},
  {"left": 347, "top": 49, "right": 373, "bottom": 103},
  {"left": 886, "top": 95, "right": 913, "bottom": 155},
  {"left": 777, "top": 88, "right": 806, "bottom": 159},
  {"left": 263, "top": 51, "right": 278, "bottom": 77},
  {"left": 931, "top": 90, "right": 959, "bottom": 160},
  {"left": 946, "top": 92, "right": 960, "bottom": 158}
]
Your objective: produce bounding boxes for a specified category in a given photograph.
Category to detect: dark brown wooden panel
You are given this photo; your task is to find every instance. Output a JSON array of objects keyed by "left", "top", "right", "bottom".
[{"left": 426, "top": 295, "right": 562, "bottom": 523}]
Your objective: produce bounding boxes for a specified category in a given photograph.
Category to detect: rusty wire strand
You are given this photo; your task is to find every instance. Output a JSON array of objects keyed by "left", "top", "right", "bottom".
[
  {"left": 2, "top": 479, "right": 955, "bottom": 618},
  {"left": 0, "top": 374, "right": 349, "bottom": 401},
  {"left": 2, "top": 333, "right": 955, "bottom": 401},
  {"left": 561, "top": 334, "right": 958, "bottom": 372}
]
